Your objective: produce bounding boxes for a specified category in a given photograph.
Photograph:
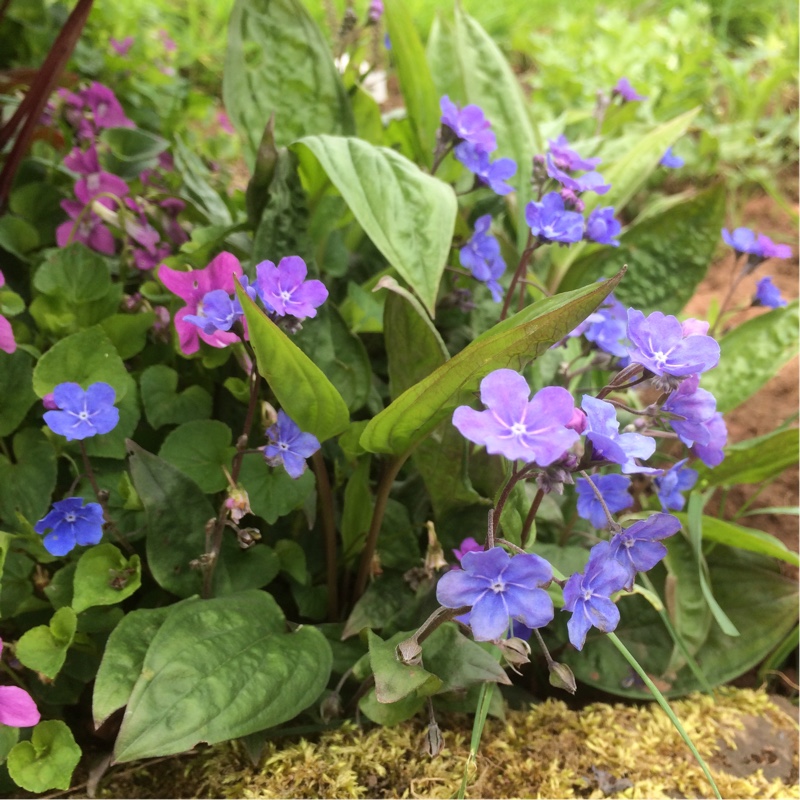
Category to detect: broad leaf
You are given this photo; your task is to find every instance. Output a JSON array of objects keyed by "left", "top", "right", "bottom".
[
  {"left": 33, "top": 243, "right": 112, "bottom": 303},
  {"left": 238, "top": 452, "right": 316, "bottom": 524},
  {"left": 0, "top": 428, "right": 57, "bottom": 531},
  {"left": 7, "top": 720, "right": 81, "bottom": 793},
  {"left": 15, "top": 607, "right": 77, "bottom": 679},
  {"left": 72, "top": 544, "right": 142, "bottom": 614},
  {"left": 159, "top": 420, "right": 236, "bottom": 493},
  {"left": 139, "top": 365, "right": 212, "bottom": 430},
  {"left": 368, "top": 630, "right": 442, "bottom": 704},
  {"left": 0, "top": 349, "right": 37, "bottom": 437}
]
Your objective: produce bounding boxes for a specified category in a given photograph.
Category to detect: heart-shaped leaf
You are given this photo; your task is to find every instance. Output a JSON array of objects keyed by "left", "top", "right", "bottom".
[
  {"left": 139, "top": 365, "right": 213, "bottom": 430},
  {"left": 15, "top": 607, "right": 77, "bottom": 679},
  {"left": 159, "top": 420, "right": 236, "bottom": 493},
  {"left": 0, "top": 428, "right": 57, "bottom": 531},
  {"left": 7, "top": 720, "right": 81, "bottom": 793},
  {"left": 72, "top": 544, "right": 142, "bottom": 614}
]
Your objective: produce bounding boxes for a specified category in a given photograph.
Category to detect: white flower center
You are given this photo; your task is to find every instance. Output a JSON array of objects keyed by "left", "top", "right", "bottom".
[
  {"left": 65, "top": 513, "right": 77, "bottom": 523},
  {"left": 490, "top": 580, "right": 505, "bottom": 594},
  {"left": 510, "top": 422, "right": 527, "bottom": 436}
]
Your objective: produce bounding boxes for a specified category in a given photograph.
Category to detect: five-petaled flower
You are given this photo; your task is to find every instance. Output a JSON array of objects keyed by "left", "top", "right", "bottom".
[
  {"left": 437, "top": 547, "right": 554, "bottom": 641},
  {"left": 690, "top": 411, "right": 727, "bottom": 467},
  {"left": 255, "top": 256, "right": 328, "bottom": 319},
  {"left": 607, "top": 512, "right": 682, "bottom": 590},
  {"left": 439, "top": 97, "right": 497, "bottom": 153},
  {"left": 526, "top": 192, "right": 584, "bottom": 244},
  {"left": 654, "top": 459, "right": 698, "bottom": 511},
  {"left": 264, "top": 410, "right": 321, "bottom": 479},
  {"left": 43, "top": 382, "right": 119, "bottom": 441},
  {"left": 0, "top": 639, "right": 40, "bottom": 727},
  {"left": 576, "top": 474, "right": 633, "bottom": 529},
  {"left": 661, "top": 375, "right": 718, "bottom": 447},
  {"left": 453, "top": 369, "right": 579, "bottom": 465},
  {"left": 34, "top": 497, "right": 105, "bottom": 556}
]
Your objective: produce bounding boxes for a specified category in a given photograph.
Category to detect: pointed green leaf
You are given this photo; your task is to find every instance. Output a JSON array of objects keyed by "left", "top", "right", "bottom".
[
  {"left": 16, "top": 607, "right": 77, "bottom": 679},
  {"left": 236, "top": 283, "right": 349, "bottom": 442},
  {"left": 360, "top": 273, "right": 623, "bottom": 455},
  {"left": 0, "top": 428, "right": 57, "bottom": 531},
  {"left": 7, "top": 720, "right": 81, "bottom": 793},
  {"left": 0, "top": 349, "right": 37, "bottom": 437},
  {"left": 293, "top": 135, "right": 457, "bottom": 315},
  {"left": 72, "top": 544, "right": 142, "bottom": 614}
]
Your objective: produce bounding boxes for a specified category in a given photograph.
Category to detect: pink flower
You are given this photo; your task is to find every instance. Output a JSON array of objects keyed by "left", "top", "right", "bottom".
[
  {"left": 110, "top": 36, "right": 134, "bottom": 56},
  {"left": 0, "top": 639, "right": 40, "bottom": 727},
  {"left": 56, "top": 200, "right": 116, "bottom": 255},
  {"left": 0, "top": 272, "right": 15, "bottom": 355},
  {"left": 158, "top": 252, "right": 243, "bottom": 355},
  {"left": 217, "top": 111, "right": 235, "bottom": 135}
]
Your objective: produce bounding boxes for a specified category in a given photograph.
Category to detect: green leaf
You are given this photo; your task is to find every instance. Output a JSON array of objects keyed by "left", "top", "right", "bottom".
[
  {"left": 16, "top": 607, "right": 77, "bottom": 679},
  {"left": 99, "top": 127, "right": 168, "bottom": 179},
  {"left": 559, "top": 185, "right": 726, "bottom": 314},
  {"left": 368, "top": 630, "right": 442, "bottom": 704},
  {"left": 236, "top": 283, "right": 349, "bottom": 442},
  {"left": 342, "top": 573, "right": 412, "bottom": 639},
  {"left": 159, "top": 421, "right": 235, "bottom": 493},
  {"left": 173, "top": 136, "right": 233, "bottom": 226},
  {"left": 81, "top": 376, "right": 140, "bottom": 460},
  {"left": 0, "top": 726, "right": 19, "bottom": 762},
  {"left": 360, "top": 273, "right": 623, "bottom": 455},
  {"left": 384, "top": 0, "right": 440, "bottom": 165},
  {"left": 33, "top": 243, "right": 112, "bottom": 303},
  {"left": 139, "top": 365, "right": 212, "bottom": 430},
  {"left": 340, "top": 457, "right": 373, "bottom": 564},
  {"left": 213, "top": 537, "right": 281, "bottom": 596},
  {"left": 7, "top": 720, "right": 81, "bottom": 793},
  {"left": 113, "top": 591, "right": 332, "bottom": 762},
  {"left": 0, "top": 429, "right": 57, "bottom": 532},
  {"left": 93, "top": 605, "right": 173, "bottom": 727},
  {"left": 0, "top": 215, "right": 38, "bottom": 260},
  {"left": 275, "top": 539, "right": 307, "bottom": 584},
  {"left": 223, "top": 0, "right": 354, "bottom": 163},
  {"left": 238, "top": 453, "right": 316, "bottom": 524},
  {"left": 0, "top": 349, "right": 37, "bottom": 437},
  {"left": 700, "top": 301, "right": 799, "bottom": 413},
  {"left": 293, "top": 135, "right": 457, "bottom": 315},
  {"left": 72, "top": 544, "right": 142, "bottom": 614},
  {"left": 128, "top": 442, "right": 211, "bottom": 598},
  {"left": 99, "top": 312, "right": 156, "bottom": 360}
]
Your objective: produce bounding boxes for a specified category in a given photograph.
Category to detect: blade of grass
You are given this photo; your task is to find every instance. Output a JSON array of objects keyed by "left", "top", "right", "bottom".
[{"left": 456, "top": 682, "right": 495, "bottom": 799}]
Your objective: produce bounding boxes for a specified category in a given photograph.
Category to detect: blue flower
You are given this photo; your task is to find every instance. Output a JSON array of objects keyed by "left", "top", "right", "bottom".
[
  {"left": 753, "top": 276, "right": 787, "bottom": 309},
  {"left": 436, "top": 547, "right": 554, "bottom": 641},
  {"left": 459, "top": 215, "right": 506, "bottom": 302},
  {"left": 43, "top": 382, "right": 119, "bottom": 441},
  {"left": 454, "top": 142, "right": 516, "bottom": 195},
  {"left": 576, "top": 474, "right": 633, "bottom": 529},
  {"left": 548, "top": 134, "right": 601, "bottom": 171},
  {"left": 607, "top": 512, "right": 682, "bottom": 590},
  {"left": 562, "top": 541, "right": 628, "bottom": 650},
  {"left": 34, "top": 497, "right": 104, "bottom": 556},
  {"left": 184, "top": 289, "right": 244, "bottom": 334},
  {"left": 661, "top": 375, "right": 717, "bottom": 447},
  {"left": 264, "top": 410, "right": 320, "bottom": 479},
  {"left": 439, "top": 96, "right": 496, "bottom": 153},
  {"left": 612, "top": 77, "right": 647, "bottom": 102},
  {"left": 545, "top": 154, "right": 610, "bottom": 195},
  {"left": 690, "top": 412, "right": 727, "bottom": 468},
  {"left": 585, "top": 207, "right": 621, "bottom": 246},
  {"left": 525, "top": 192, "right": 585, "bottom": 244},
  {"left": 654, "top": 459, "right": 698, "bottom": 511},
  {"left": 721, "top": 227, "right": 760, "bottom": 255},
  {"left": 660, "top": 147, "right": 684, "bottom": 168},
  {"left": 581, "top": 395, "right": 659, "bottom": 475}
]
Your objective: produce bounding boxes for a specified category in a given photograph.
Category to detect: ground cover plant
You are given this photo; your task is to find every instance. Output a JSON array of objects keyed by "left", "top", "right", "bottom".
[{"left": 0, "top": 0, "right": 797, "bottom": 796}]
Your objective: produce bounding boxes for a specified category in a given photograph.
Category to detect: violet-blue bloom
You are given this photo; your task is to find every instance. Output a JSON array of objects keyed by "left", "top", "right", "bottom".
[
  {"left": 754, "top": 276, "right": 787, "bottom": 309},
  {"left": 721, "top": 227, "right": 760, "bottom": 255},
  {"left": 453, "top": 369, "right": 579, "bottom": 465},
  {"left": 459, "top": 215, "right": 506, "bottom": 302},
  {"left": 576, "top": 474, "right": 633, "bottom": 529},
  {"left": 583, "top": 296, "right": 629, "bottom": 358},
  {"left": 184, "top": 289, "right": 244, "bottom": 334},
  {"left": 690, "top": 412, "right": 727, "bottom": 467},
  {"left": 661, "top": 374, "right": 717, "bottom": 447},
  {"left": 454, "top": 142, "right": 516, "bottom": 195},
  {"left": 439, "top": 96, "right": 497, "bottom": 153},
  {"left": 525, "top": 192, "right": 585, "bottom": 244},
  {"left": 562, "top": 541, "right": 628, "bottom": 650},
  {"left": 545, "top": 154, "right": 610, "bottom": 195},
  {"left": 581, "top": 395, "right": 659, "bottom": 475},
  {"left": 653, "top": 459, "right": 697, "bottom": 512},
  {"left": 453, "top": 537, "right": 483, "bottom": 563},
  {"left": 43, "top": 382, "right": 119, "bottom": 441},
  {"left": 548, "top": 134, "right": 601, "bottom": 171},
  {"left": 613, "top": 77, "right": 647, "bottom": 102},
  {"left": 660, "top": 147, "right": 684, "bottom": 168},
  {"left": 627, "top": 309, "right": 720, "bottom": 378},
  {"left": 756, "top": 234, "right": 792, "bottom": 260},
  {"left": 34, "top": 497, "right": 104, "bottom": 557},
  {"left": 607, "top": 512, "right": 682, "bottom": 590},
  {"left": 436, "top": 547, "right": 554, "bottom": 641},
  {"left": 585, "top": 207, "right": 621, "bottom": 246},
  {"left": 255, "top": 256, "right": 328, "bottom": 319},
  {"left": 265, "top": 410, "right": 320, "bottom": 479}
]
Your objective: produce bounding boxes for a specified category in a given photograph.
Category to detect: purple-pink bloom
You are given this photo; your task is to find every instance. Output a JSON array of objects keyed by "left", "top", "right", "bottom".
[
  {"left": 548, "top": 134, "right": 601, "bottom": 171},
  {"left": 581, "top": 395, "right": 659, "bottom": 475},
  {"left": 56, "top": 200, "right": 116, "bottom": 255},
  {"left": 255, "top": 256, "right": 328, "bottom": 319},
  {"left": 756, "top": 234, "right": 792, "bottom": 260},
  {"left": 453, "top": 369, "right": 579, "bottom": 465},
  {"left": 34, "top": 497, "right": 104, "bottom": 557},
  {"left": 453, "top": 536, "right": 483, "bottom": 563},
  {"left": 159, "top": 252, "right": 243, "bottom": 354},
  {"left": 562, "top": 541, "right": 628, "bottom": 650},
  {"left": 660, "top": 147, "right": 684, "bottom": 168},
  {"left": 525, "top": 192, "right": 585, "bottom": 244},
  {"left": 81, "top": 82, "right": 134, "bottom": 130},
  {"left": 654, "top": 459, "right": 697, "bottom": 511},
  {"left": 661, "top": 374, "right": 717, "bottom": 447},
  {"left": 439, "top": 96, "right": 497, "bottom": 153},
  {"left": 545, "top": 154, "right": 610, "bottom": 195},
  {"left": 264, "top": 410, "right": 320, "bottom": 479},
  {"left": 437, "top": 547, "right": 554, "bottom": 641},
  {"left": 607, "top": 512, "right": 682, "bottom": 590},
  {"left": 612, "top": 77, "right": 647, "bottom": 102},
  {"left": 367, "top": 0, "right": 384, "bottom": 23},
  {"left": 0, "top": 640, "right": 40, "bottom": 727},
  {"left": 110, "top": 36, "right": 134, "bottom": 56},
  {"left": 43, "top": 382, "right": 119, "bottom": 441},
  {"left": 626, "top": 309, "right": 720, "bottom": 378},
  {"left": 454, "top": 142, "right": 516, "bottom": 195},
  {"left": 753, "top": 276, "right": 787, "bottom": 309},
  {"left": 74, "top": 165, "right": 129, "bottom": 207},
  {"left": 0, "top": 271, "right": 15, "bottom": 355},
  {"left": 690, "top": 412, "right": 727, "bottom": 467},
  {"left": 585, "top": 207, "right": 621, "bottom": 246},
  {"left": 216, "top": 111, "right": 235, "bottom": 135},
  {"left": 576, "top": 474, "right": 633, "bottom": 529},
  {"left": 459, "top": 215, "right": 506, "bottom": 302}
]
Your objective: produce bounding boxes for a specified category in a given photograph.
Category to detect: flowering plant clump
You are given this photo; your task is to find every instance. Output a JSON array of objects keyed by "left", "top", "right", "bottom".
[{"left": 0, "top": 1, "right": 796, "bottom": 795}]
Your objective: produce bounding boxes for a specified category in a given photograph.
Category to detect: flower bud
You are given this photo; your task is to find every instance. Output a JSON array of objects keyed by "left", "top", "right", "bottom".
[
  {"left": 236, "top": 527, "right": 261, "bottom": 549},
  {"left": 395, "top": 637, "right": 422, "bottom": 665},
  {"left": 42, "top": 393, "right": 58, "bottom": 411},
  {"left": 319, "top": 691, "right": 343, "bottom": 723},
  {"left": 498, "top": 636, "right": 531, "bottom": 674},
  {"left": 423, "top": 521, "right": 448, "bottom": 574},
  {"left": 548, "top": 661, "right": 577, "bottom": 694},
  {"left": 566, "top": 407, "right": 587, "bottom": 434},
  {"left": 225, "top": 485, "right": 252, "bottom": 524},
  {"left": 422, "top": 722, "right": 444, "bottom": 758}
]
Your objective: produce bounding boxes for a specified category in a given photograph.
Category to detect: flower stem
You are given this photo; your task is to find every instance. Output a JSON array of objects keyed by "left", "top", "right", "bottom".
[
  {"left": 311, "top": 449, "right": 339, "bottom": 622},
  {"left": 520, "top": 488, "right": 544, "bottom": 549},
  {"left": 500, "top": 234, "right": 538, "bottom": 321},
  {"left": 578, "top": 470, "right": 621, "bottom": 531}
]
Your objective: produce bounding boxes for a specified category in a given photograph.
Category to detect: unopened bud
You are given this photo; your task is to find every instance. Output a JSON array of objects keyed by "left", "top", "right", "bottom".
[
  {"left": 422, "top": 722, "right": 444, "bottom": 757},
  {"left": 319, "top": 691, "right": 343, "bottom": 723},
  {"left": 225, "top": 485, "right": 252, "bottom": 524},
  {"left": 262, "top": 401, "right": 278, "bottom": 428},
  {"left": 236, "top": 527, "right": 261, "bottom": 549},
  {"left": 423, "top": 521, "right": 448, "bottom": 574},
  {"left": 499, "top": 637, "right": 531, "bottom": 674},
  {"left": 395, "top": 638, "right": 423, "bottom": 665},
  {"left": 548, "top": 661, "right": 577, "bottom": 694}
]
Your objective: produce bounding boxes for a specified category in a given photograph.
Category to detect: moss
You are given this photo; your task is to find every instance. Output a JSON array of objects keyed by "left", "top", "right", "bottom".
[{"left": 98, "top": 687, "right": 798, "bottom": 799}]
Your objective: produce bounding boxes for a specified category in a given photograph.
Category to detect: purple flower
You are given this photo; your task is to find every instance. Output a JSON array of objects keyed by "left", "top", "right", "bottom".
[
  {"left": 545, "top": 154, "right": 610, "bottom": 195},
  {"left": 439, "top": 96, "right": 497, "bottom": 153},
  {"left": 607, "top": 512, "right": 682, "bottom": 590},
  {"left": 454, "top": 142, "right": 516, "bottom": 195},
  {"left": 756, "top": 234, "right": 792, "bottom": 260},
  {"left": 721, "top": 227, "right": 760, "bottom": 255},
  {"left": 459, "top": 215, "right": 506, "bottom": 302},
  {"left": 581, "top": 395, "right": 659, "bottom": 475},
  {"left": 584, "top": 295, "right": 629, "bottom": 358},
  {"left": 43, "top": 382, "right": 119, "bottom": 441},
  {"left": 690, "top": 412, "right": 727, "bottom": 467},
  {"left": 0, "top": 640, "right": 40, "bottom": 727},
  {"left": 753, "top": 276, "right": 787, "bottom": 309},
  {"left": 255, "top": 256, "right": 328, "bottom": 319},
  {"left": 576, "top": 474, "right": 633, "bottom": 529},
  {"left": 453, "top": 369, "right": 579, "bottom": 465},
  {"left": 184, "top": 289, "right": 244, "bottom": 334},
  {"left": 627, "top": 309, "right": 720, "bottom": 378},
  {"left": 0, "top": 271, "right": 15, "bottom": 355},
  {"left": 437, "top": 547, "right": 554, "bottom": 641},
  {"left": 367, "top": 0, "right": 384, "bottom": 23},
  {"left": 34, "top": 497, "right": 105, "bottom": 556},
  {"left": 548, "top": 134, "right": 601, "bottom": 171},
  {"left": 660, "top": 147, "right": 684, "bottom": 168},
  {"left": 265, "top": 410, "right": 321, "bottom": 479},
  {"left": 562, "top": 541, "right": 628, "bottom": 650},
  {"left": 661, "top": 374, "right": 717, "bottom": 447},
  {"left": 56, "top": 200, "right": 116, "bottom": 255},
  {"left": 525, "top": 192, "right": 585, "bottom": 244},
  {"left": 585, "top": 207, "right": 621, "bottom": 246},
  {"left": 612, "top": 77, "right": 647, "bottom": 102},
  {"left": 654, "top": 459, "right": 697, "bottom": 511},
  {"left": 110, "top": 36, "right": 134, "bottom": 56},
  {"left": 81, "top": 82, "right": 134, "bottom": 131},
  {"left": 453, "top": 537, "right": 483, "bottom": 563}
]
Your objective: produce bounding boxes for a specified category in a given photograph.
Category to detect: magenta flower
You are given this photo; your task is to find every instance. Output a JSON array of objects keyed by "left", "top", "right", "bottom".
[
  {"left": 612, "top": 77, "right": 647, "bottom": 102},
  {"left": 110, "top": 36, "right": 134, "bottom": 56},
  {"left": 0, "top": 271, "right": 15, "bottom": 354},
  {"left": 453, "top": 369, "right": 579, "bottom": 465},
  {"left": 159, "top": 252, "right": 243, "bottom": 354},
  {"left": 81, "top": 82, "right": 134, "bottom": 131},
  {"left": 0, "top": 640, "right": 40, "bottom": 727},
  {"left": 453, "top": 537, "right": 483, "bottom": 563},
  {"left": 56, "top": 200, "right": 116, "bottom": 255},
  {"left": 255, "top": 256, "right": 328, "bottom": 319}
]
